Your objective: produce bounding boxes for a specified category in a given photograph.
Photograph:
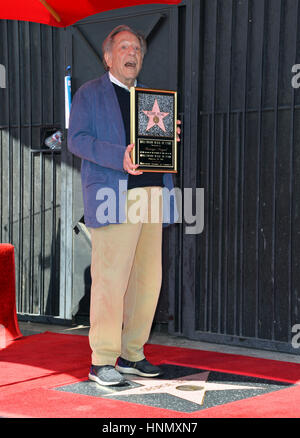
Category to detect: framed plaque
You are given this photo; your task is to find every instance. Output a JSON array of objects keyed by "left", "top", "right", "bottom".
[{"left": 130, "top": 87, "right": 178, "bottom": 173}]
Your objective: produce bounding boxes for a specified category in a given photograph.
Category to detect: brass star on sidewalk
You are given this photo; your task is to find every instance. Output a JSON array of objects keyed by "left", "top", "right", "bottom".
[
  {"left": 104, "top": 371, "right": 263, "bottom": 405},
  {"left": 142, "top": 99, "right": 169, "bottom": 132}
]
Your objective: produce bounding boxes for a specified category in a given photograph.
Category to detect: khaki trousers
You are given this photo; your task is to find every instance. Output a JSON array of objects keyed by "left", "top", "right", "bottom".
[{"left": 89, "top": 187, "right": 163, "bottom": 366}]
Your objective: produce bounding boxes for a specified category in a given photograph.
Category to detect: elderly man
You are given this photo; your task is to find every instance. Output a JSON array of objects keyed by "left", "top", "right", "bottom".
[{"left": 68, "top": 25, "right": 180, "bottom": 386}]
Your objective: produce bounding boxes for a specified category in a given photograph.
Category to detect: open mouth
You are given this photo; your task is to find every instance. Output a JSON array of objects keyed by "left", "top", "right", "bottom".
[{"left": 124, "top": 61, "right": 137, "bottom": 68}]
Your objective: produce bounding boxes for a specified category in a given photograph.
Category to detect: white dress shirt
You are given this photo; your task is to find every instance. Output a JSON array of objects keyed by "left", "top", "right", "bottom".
[{"left": 109, "top": 71, "right": 137, "bottom": 91}]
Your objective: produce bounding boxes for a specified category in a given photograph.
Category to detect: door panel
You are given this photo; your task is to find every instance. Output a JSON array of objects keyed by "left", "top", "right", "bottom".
[{"left": 68, "top": 4, "right": 180, "bottom": 323}]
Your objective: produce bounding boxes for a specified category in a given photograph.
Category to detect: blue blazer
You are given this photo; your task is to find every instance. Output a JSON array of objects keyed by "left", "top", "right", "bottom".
[{"left": 67, "top": 72, "right": 177, "bottom": 228}]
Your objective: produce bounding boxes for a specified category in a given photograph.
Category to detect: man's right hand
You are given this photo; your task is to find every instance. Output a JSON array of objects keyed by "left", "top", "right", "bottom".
[{"left": 123, "top": 143, "right": 143, "bottom": 175}]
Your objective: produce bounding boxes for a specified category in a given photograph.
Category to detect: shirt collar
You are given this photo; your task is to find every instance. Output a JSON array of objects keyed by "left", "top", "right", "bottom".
[{"left": 109, "top": 71, "right": 137, "bottom": 91}]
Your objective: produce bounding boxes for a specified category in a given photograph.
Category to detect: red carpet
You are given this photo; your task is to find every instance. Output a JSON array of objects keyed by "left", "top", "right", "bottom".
[
  {"left": 0, "top": 332, "right": 300, "bottom": 418},
  {"left": 0, "top": 244, "right": 22, "bottom": 347}
]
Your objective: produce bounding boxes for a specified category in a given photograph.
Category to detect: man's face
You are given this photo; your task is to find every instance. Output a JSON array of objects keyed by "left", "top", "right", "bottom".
[{"left": 104, "top": 31, "right": 144, "bottom": 88}]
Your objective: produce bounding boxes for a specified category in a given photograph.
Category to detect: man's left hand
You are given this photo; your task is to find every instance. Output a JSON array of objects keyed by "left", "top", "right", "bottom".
[{"left": 176, "top": 119, "right": 181, "bottom": 142}]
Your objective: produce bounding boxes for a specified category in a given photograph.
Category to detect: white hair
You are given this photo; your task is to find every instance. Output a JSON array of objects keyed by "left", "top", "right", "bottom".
[{"left": 102, "top": 25, "right": 147, "bottom": 71}]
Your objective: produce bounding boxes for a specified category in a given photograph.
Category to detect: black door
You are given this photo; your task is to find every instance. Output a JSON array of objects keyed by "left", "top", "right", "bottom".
[
  {"left": 0, "top": 20, "right": 64, "bottom": 321},
  {"left": 178, "top": 0, "right": 300, "bottom": 354},
  {"left": 66, "top": 3, "right": 181, "bottom": 324}
]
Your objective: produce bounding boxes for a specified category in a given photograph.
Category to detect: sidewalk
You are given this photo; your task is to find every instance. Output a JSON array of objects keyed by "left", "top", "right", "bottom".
[{"left": 18, "top": 320, "right": 300, "bottom": 364}]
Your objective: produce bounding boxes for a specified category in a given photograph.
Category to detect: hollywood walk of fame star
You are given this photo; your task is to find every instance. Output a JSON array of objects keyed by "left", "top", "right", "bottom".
[
  {"left": 142, "top": 99, "right": 169, "bottom": 132},
  {"left": 104, "top": 371, "right": 264, "bottom": 406}
]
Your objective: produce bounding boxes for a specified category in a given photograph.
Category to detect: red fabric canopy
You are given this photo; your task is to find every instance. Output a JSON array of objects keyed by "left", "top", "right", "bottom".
[{"left": 1, "top": 0, "right": 182, "bottom": 28}]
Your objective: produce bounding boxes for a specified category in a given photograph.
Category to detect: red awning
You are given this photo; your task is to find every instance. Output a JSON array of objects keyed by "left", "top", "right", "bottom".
[{"left": 1, "top": 0, "right": 182, "bottom": 28}]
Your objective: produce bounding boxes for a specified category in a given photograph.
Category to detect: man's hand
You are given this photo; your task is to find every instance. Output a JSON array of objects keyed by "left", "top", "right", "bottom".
[
  {"left": 123, "top": 143, "right": 143, "bottom": 175},
  {"left": 124, "top": 120, "right": 181, "bottom": 175},
  {"left": 176, "top": 119, "right": 181, "bottom": 142}
]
